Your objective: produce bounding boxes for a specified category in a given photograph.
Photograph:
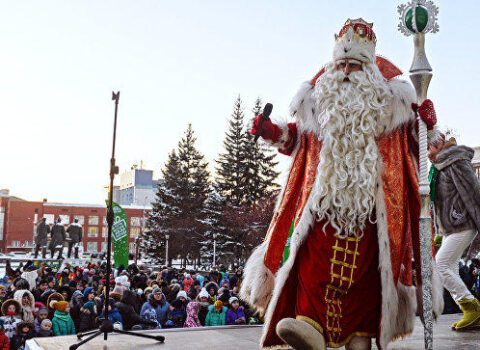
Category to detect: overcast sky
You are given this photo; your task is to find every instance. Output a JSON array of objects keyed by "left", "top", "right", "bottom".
[{"left": 1, "top": 0, "right": 478, "bottom": 204}]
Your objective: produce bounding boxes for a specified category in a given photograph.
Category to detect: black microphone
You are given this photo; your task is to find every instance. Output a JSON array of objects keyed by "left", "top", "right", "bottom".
[{"left": 254, "top": 103, "right": 273, "bottom": 142}]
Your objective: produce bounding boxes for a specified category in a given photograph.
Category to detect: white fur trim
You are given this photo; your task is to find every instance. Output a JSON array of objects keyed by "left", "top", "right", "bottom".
[
  {"left": 239, "top": 242, "right": 275, "bottom": 313},
  {"left": 260, "top": 172, "right": 318, "bottom": 346},
  {"left": 290, "top": 78, "right": 417, "bottom": 138},
  {"left": 375, "top": 157, "right": 400, "bottom": 348},
  {"left": 378, "top": 79, "right": 416, "bottom": 135},
  {"left": 333, "top": 26, "right": 375, "bottom": 63},
  {"left": 396, "top": 283, "right": 417, "bottom": 337},
  {"left": 289, "top": 81, "right": 318, "bottom": 137}
]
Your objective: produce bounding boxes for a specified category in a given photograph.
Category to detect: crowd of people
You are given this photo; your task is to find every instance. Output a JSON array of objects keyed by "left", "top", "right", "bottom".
[{"left": 0, "top": 260, "right": 255, "bottom": 349}]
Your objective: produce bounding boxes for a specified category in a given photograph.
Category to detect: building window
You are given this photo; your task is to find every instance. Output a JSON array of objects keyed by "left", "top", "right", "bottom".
[
  {"left": 59, "top": 215, "right": 70, "bottom": 225},
  {"left": 74, "top": 215, "right": 85, "bottom": 225},
  {"left": 88, "top": 216, "right": 99, "bottom": 225},
  {"left": 87, "top": 242, "right": 98, "bottom": 253},
  {"left": 102, "top": 226, "right": 108, "bottom": 237},
  {"left": 101, "top": 242, "right": 107, "bottom": 252},
  {"left": 88, "top": 227, "right": 99, "bottom": 237},
  {"left": 129, "top": 242, "right": 135, "bottom": 252},
  {"left": 130, "top": 227, "right": 141, "bottom": 238},
  {"left": 103, "top": 216, "right": 107, "bottom": 225},
  {"left": 12, "top": 240, "right": 21, "bottom": 247},
  {"left": 131, "top": 217, "right": 141, "bottom": 227}
]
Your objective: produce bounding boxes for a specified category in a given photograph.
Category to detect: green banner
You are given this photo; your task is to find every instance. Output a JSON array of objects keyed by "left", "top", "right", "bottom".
[
  {"left": 282, "top": 219, "right": 295, "bottom": 263},
  {"left": 106, "top": 201, "right": 129, "bottom": 268}
]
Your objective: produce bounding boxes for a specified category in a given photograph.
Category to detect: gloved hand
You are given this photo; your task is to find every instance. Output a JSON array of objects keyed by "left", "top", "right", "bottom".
[
  {"left": 251, "top": 114, "right": 282, "bottom": 142},
  {"left": 146, "top": 320, "right": 158, "bottom": 327},
  {"left": 412, "top": 99, "right": 437, "bottom": 130}
]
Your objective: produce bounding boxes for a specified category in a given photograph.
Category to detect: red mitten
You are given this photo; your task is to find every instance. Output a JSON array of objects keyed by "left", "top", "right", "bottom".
[
  {"left": 251, "top": 114, "right": 282, "bottom": 142},
  {"left": 412, "top": 99, "right": 436, "bottom": 130}
]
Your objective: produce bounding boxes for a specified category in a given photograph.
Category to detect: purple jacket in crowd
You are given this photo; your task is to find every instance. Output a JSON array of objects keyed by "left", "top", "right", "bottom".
[{"left": 225, "top": 306, "right": 246, "bottom": 325}]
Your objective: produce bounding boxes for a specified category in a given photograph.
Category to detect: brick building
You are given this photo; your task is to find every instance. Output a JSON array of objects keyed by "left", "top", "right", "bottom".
[{"left": 0, "top": 190, "right": 150, "bottom": 254}]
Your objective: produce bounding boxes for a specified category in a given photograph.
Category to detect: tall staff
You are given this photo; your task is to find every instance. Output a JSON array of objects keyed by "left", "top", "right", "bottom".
[{"left": 398, "top": 1, "right": 439, "bottom": 349}]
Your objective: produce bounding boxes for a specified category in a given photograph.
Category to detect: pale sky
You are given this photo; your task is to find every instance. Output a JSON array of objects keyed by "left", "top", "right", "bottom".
[{"left": 1, "top": 0, "right": 478, "bottom": 204}]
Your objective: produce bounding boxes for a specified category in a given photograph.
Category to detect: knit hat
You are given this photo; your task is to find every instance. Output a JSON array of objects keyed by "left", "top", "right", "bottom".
[
  {"left": 229, "top": 297, "right": 239, "bottom": 305},
  {"left": 0, "top": 285, "right": 6, "bottom": 292},
  {"left": 46, "top": 293, "right": 65, "bottom": 311},
  {"left": 83, "top": 287, "right": 94, "bottom": 299},
  {"left": 198, "top": 288, "right": 209, "bottom": 299},
  {"left": 176, "top": 290, "right": 188, "bottom": 299},
  {"left": 82, "top": 301, "right": 95, "bottom": 314},
  {"left": 214, "top": 300, "right": 223, "bottom": 309},
  {"left": 152, "top": 288, "right": 162, "bottom": 295},
  {"left": 38, "top": 307, "right": 48, "bottom": 316},
  {"left": 144, "top": 287, "right": 153, "bottom": 295},
  {"left": 41, "top": 319, "right": 52, "bottom": 327},
  {"left": 52, "top": 300, "right": 69, "bottom": 313}
]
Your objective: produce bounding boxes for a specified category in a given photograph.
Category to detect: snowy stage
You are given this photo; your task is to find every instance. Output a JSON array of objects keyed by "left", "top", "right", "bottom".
[{"left": 25, "top": 315, "right": 479, "bottom": 350}]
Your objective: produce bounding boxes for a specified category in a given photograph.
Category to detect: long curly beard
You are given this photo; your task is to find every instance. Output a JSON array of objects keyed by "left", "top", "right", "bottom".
[{"left": 311, "top": 62, "right": 392, "bottom": 238}]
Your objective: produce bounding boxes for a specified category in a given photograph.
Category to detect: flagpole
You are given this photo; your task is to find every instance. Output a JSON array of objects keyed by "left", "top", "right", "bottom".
[{"left": 398, "top": 2, "right": 439, "bottom": 349}]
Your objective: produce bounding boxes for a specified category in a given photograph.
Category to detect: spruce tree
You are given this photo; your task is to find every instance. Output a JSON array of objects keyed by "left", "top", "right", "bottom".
[
  {"left": 143, "top": 124, "right": 210, "bottom": 267},
  {"left": 142, "top": 150, "right": 181, "bottom": 265},
  {"left": 216, "top": 96, "right": 247, "bottom": 206}
]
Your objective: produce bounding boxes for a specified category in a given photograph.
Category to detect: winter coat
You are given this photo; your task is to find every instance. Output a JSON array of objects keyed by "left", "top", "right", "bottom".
[
  {"left": 197, "top": 302, "right": 210, "bottom": 326},
  {"left": 140, "top": 307, "right": 160, "bottom": 329},
  {"left": 69, "top": 293, "right": 84, "bottom": 332},
  {"left": 35, "top": 329, "right": 52, "bottom": 337},
  {"left": 225, "top": 306, "right": 246, "bottom": 325},
  {"left": 51, "top": 311, "right": 75, "bottom": 336},
  {"left": 115, "top": 301, "right": 152, "bottom": 330},
  {"left": 183, "top": 302, "right": 201, "bottom": 328},
  {"left": 13, "top": 290, "right": 35, "bottom": 322},
  {"left": 49, "top": 223, "right": 66, "bottom": 249},
  {"left": 433, "top": 145, "right": 480, "bottom": 256},
  {"left": 78, "top": 303, "right": 96, "bottom": 332},
  {"left": 0, "top": 330, "right": 8, "bottom": 350},
  {"left": 183, "top": 278, "right": 193, "bottom": 293},
  {"left": 140, "top": 294, "right": 169, "bottom": 327},
  {"left": 66, "top": 223, "right": 83, "bottom": 243},
  {"left": 35, "top": 222, "right": 50, "bottom": 246},
  {"left": 100, "top": 307, "right": 123, "bottom": 326},
  {"left": 204, "top": 305, "right": 227, "bottom": 327},
  {"left": 165, "top": 310, "right": 186, "bottom": 328},
  {"left": 0, "top": 316, "right": 21, "bottom": 339},
  {"left": 9, "top": 329, "right": 35, "bottom": 350}
]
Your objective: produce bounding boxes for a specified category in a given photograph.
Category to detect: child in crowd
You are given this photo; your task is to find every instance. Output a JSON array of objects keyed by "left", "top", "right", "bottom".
[
  {"left": 0, "top": 299, "right": 22, "bottom": 339},
  {"left": 36, "top": 319, "right": 53, "bottom": 337},
  {"left": 9, "top": 321, "right": 35, "bottom": 350},
  {"left": 99, "top": 298, "right": 123, "bottom": 330},
  {"left": 165, "top": 299, "right": 186, "bottom": 328},
  {"left": 225, "top": 297, "right": 246, "bottom": 325},
  {"left": 78, "top": 301, "right": 96, "bottom": 332},
  {"left": 184, "top": 302, "right": 201, "bottom": 328},
  {"left": 51, "top": 301, "right": 76, "bottom": 336},
  {"left": 0, "top": 319, "right": 9, "bottom": 350},
  {"left": 205, "top": 300, "right": 227, "bottom": 327},
  {"left": 34, "top": 307, "right": 48, "bottom": 332},
  {"left": 13, "top": 290, "right": 35, "bottom": 322}
]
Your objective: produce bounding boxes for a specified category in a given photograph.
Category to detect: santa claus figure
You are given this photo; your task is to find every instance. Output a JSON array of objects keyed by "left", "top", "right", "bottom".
[{"left": 240, "top": 18, "right": 444, "bottom": 350}]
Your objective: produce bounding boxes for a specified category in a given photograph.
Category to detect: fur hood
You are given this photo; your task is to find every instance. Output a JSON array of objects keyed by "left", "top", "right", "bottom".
[
  {"left": 13, "top": 290, "right": 34, "bottom": 309},
  {"left": 434, "top": 145, "right": 474, "bottom": 171}
]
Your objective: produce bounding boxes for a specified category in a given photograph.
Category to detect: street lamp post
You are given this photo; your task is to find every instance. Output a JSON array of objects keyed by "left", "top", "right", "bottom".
[
  {"left": 165, "top": 234, "right": 169, "bottom": 266},
  {"left": 213, "top": 233, "right": 217, "bottom": 267}
]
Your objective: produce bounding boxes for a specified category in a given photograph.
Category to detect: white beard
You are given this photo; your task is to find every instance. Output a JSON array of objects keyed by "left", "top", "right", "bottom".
[{"left": 310, "top": 62, "right": 392, "bottom": 238}]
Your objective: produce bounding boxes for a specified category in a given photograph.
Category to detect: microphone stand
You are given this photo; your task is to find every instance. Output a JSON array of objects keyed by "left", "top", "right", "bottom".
[{"left": 70, "top": 92, "right": 165, "bottom": 349}]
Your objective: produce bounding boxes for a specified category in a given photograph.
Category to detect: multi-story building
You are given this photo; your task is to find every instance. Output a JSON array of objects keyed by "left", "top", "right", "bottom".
[
  {"left": 112, "top": 164, "right": 160, "bottom": 207},
  {"left": 0, "top": 190, "right": 150, "bottom": 254}
]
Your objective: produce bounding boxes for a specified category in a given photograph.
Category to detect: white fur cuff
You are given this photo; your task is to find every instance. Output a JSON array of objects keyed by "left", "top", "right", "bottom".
[
  {"left": 239, "top": 242, "right": 275, "bottom": 312},
  {"left": 261, "top": 121, "right": 291, "bottom": 150}
]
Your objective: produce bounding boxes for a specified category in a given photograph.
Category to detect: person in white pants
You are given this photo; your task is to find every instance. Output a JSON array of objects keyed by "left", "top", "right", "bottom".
[{"left": 430, "top": 136, "right": 480, "bottom": 330}]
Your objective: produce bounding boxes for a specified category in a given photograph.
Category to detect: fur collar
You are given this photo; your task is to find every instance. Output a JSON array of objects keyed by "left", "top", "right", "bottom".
[
  {"left": 434, "top": 145, "right": 474, "bottom": 171},
  {"left": 289, "top": 78, "right": 416, "bottom": 138}
]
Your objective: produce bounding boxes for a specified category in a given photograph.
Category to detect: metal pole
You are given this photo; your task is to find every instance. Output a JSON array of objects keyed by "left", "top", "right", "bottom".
[
  {"left": 104, "top": 91, "right": 120, "bottom": 341},
  {"left": 165, "top": 235, "right": 169, "bottom": 266},
  {"left": 213, "top": 234, "right": 216, "bottom": 267},
  {"left": 398, "top": 2, "right": 439, "bottom": 349}
]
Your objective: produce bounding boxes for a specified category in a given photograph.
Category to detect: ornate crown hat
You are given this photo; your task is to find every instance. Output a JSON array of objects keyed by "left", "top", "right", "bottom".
[{"left": 333, "top": 18, "right": 377, "bottom": 64}]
